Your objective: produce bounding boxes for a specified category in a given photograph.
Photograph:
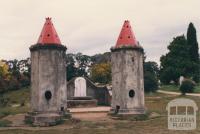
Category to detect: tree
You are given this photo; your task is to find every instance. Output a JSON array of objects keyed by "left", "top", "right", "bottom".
[
  {"left": 91, "top": 52, "right": 111, "bottom": 64},
  {"left": 0, "top": 61, "right": 11, "bottom": 93},
  {"left": 75, "top": 53, "right": 91, "bottom": 77},
  {"left": 66, "top": 53, "right": 92, "bottom": 81},
  {"left": 0, "top": 61, "right": 10, "bottom": 80},
  {"left": 66, "top": 53, "right": 77, "bottom": 81},
  {"left": 187, "top": 23, "right": 200, "bottom": 82},
  {"left": 0, "top": 59, "right": 31, "bottom": 93},
  {"left": 160, "top": 35, "right": 192, "bottom": 84},
  {"left": 90, "top": 63, "right": 111, "bottom": 84},
  {"left": 144, "top": 61, "right": 159, "bottom": 92},
  {"left": 144, "top": 61, "right": 159, "bottom": 77}
]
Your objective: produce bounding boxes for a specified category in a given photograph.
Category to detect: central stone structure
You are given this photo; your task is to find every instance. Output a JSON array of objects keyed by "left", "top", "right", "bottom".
[
  {"left": 25, "top": 17, "right": 69, "bottom": 126},
  {"left": 110, "top": 20, "right": 145, "bottom": 115},
  {"left": 67, "top": 77, "right": 98, "bottom": 108}
]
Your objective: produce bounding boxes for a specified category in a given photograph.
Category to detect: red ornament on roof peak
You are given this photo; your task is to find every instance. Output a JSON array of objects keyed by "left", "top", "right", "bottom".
[
  {"left": 37, "top": 17, "right": 61, "bottom": 45},
  {"left": 115, "top": 20, "right": 138, "bottom": 48}
]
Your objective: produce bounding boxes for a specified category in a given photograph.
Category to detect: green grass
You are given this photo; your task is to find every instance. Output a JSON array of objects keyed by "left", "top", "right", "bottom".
[
  {"left": 159, "top": 84, "right": 179, "bottom": 92},
  {"left": 0, "top": 87, "right": 30, "bottom": 119},
  {"left": 0, "top": 120, "right": 12, "bottom": 127},
  {"left": 0, "top": 93, "right": 199, "bottom": 133},
  {"left": 194, "top": 83, "right": 200, "bottom": 92},
  {"left": 0, "top": 106, "right": 29, "bottom": 118},
  {"left": 1, "top": 87, "right": 200, "bottom": 133},
  {"left": 160, "top": 84, "right": 200, "bottom": 93},
  {"left": 1, "top": 87, "right": 30, "bottom": 106}
]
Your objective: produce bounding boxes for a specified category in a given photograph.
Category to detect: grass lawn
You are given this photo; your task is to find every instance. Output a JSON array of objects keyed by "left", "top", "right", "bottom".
[
  {"left": 160, "top": 83, "right": 200, "bottom": 93},
  {"left": 0, "top": 92, "right": 199, "bottom": 133},
  {"left": 0, "top": 87, "right": 30, "bottom": 118}
]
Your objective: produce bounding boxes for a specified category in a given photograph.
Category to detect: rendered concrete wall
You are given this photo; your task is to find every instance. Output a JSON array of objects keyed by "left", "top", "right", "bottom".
[
  {"left": 31, "top": 47, "right": 67, "bottom": 112},
  {"left": 111, "top": 48, "right": 145, "bottom": 114}
]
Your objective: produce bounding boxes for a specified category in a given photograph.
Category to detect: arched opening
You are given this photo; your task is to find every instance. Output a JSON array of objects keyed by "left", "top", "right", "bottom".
[
  {"left": 45, "top": 90, "right": 52, "bottom": 101},
  {"left": 129, "top": 90, "right": 135, "bottom": 98}
]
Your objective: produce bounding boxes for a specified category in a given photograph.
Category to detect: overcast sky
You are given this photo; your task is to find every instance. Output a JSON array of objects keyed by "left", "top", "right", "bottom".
[{"left": 0, "top": 0, "right": 199, "bottom": 63}]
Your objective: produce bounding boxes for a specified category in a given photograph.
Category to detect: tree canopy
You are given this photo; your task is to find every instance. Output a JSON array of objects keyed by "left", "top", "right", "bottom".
[
  {"left": 160, "top": 35, "right": 192, "bottom": 84},
  {"left": 187, "top": 23, "right": 200, "bottom": 82},
  {"left": 144, "top": 61, "right": 159, "bottom": 92},
  {"left": 90, "top": 63, "right": 111, "bottom": 84},
  {"left": 160, "top": 23, "right": 200, "bottom": 84}
]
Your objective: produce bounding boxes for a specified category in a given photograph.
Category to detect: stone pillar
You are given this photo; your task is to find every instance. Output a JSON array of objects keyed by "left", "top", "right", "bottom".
[
  {"left": 110, "top": 46, "right": 145, "bottom": 115},
  {"left": 25, "top": 44, "right": 70, "bottom": 126}
]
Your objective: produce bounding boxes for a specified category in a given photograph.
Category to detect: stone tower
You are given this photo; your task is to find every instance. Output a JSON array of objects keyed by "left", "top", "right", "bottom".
[
  {"left": 110, "top": 20, "right": 145, "bottom": 115},
  {"left": 26, "top": 17, "right": 69, "bottom": 126}
]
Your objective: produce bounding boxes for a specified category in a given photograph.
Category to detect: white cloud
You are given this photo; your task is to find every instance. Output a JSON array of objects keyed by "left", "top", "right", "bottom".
[{"left": 0, "top": 0, "right": 199, "bottom": 63}]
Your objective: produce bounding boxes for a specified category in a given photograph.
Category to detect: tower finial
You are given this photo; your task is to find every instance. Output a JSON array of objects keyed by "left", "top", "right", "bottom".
[
  {"left": 37, "top": 17, "right": 61, "bottom": 45},
  {"left": 115, "top": 20, "right": 138, "bottom": 48}
]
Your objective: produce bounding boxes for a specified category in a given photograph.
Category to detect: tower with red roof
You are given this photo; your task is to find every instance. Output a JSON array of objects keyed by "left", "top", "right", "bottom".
[
  {"left": 110, "top": 20, "right": 145, "bottom": 115},
  {"left": 26, "top": 18, "right": 69, "bottom": 126}
]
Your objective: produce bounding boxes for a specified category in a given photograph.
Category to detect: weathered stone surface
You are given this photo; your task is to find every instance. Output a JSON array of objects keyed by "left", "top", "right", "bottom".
[
  {"left": 27, "top": 44, "right": 69, "bottom": 126},
  {"left": 110, "top": 47, "right": 145, "bottom": 115},
  {"left": 30, "top": 45, "right": 67, "bottom": 112}
]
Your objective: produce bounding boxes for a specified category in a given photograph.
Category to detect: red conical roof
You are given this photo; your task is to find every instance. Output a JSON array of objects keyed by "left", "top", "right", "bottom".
[
  {"left": 37, "top": 17, "right": 61, "bottom": 45},
  {"left": 115, "top": 20, "right": 137, "bottom": 48}
]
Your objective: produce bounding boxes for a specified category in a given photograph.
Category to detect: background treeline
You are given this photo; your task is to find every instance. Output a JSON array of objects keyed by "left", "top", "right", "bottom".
[
  {"left": 160, "top": 23, "right": 200, "bottom": 84},
  {"left": 0, "top": 22, "right": 199, "bottom": 94},
  {"left": 0, "top": 59, "right": 30, "bottom": 93},
  {"left": 0, "top": 52, "right": 159, "bottom": 93}
]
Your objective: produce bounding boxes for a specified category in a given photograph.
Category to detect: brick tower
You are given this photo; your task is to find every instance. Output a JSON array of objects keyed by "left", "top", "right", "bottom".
[
  {"left": 25, "top": 17, "right": 69, "bottom": 126},
  {"left": 110, "top": 20, "right": 145, "bottom": 115}
]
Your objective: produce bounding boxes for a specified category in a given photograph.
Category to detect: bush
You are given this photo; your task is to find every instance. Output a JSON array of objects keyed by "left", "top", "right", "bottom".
[
  {"left": 180, "top": 79, "right": 195, "bottom": 95},
  {"left": 144, "top": 72, "right": 158, "bottom": 93},
  {"left": 7, "top": 77, "right": 20, "bottom": 91}
]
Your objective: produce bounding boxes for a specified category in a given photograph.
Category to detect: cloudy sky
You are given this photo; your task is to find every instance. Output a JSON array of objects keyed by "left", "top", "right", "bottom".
[{"left": 0, "top": 0, "right": 199, "bottom": 63}]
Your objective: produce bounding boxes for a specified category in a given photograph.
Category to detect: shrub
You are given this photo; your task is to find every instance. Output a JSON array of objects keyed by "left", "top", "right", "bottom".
[
  {"left": 180, "top": 79, "right": 195, "bottom": 95},
  {"left": 7, "top": 77, "right": 20, "bottom": 91},
  {"left": 144, "top": 72, "right": 158, "bottom": 93}
]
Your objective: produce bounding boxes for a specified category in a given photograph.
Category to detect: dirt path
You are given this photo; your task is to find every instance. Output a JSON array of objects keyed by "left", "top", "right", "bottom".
[
  {"left": 0, "top": 107, "right": 112, "bottom": 130},
  {"left": 72, "top": 112, "right": 110, "bottom": 121},
  {"left": 69, "top": 106, "right": 110, "bottom": 113},
  {"left": 2, "top": 114, "right": 26, "bottom": 127},
  {"left": 157, "top": 90, "right": 200, "bottom": 97}
]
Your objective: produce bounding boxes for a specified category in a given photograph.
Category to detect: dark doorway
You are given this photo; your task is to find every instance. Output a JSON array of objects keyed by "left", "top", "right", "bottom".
[{"left": 115, "top": 105, "right": 120, "bottom": 114}]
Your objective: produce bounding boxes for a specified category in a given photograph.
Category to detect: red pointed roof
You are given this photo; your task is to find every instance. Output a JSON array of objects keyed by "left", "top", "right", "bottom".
[
  {"left": 115, "top": 20, "right": 138, "bottom": 48},
  {"left": 37, "top": 17, "right": 61, "bottom": 45}
]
